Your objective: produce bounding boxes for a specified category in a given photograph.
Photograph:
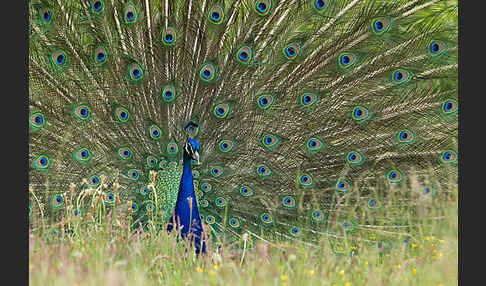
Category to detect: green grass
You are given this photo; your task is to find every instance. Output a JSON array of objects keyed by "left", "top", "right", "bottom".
[{"left": 29, "top": 187, "right": 457, "bottom": 286}]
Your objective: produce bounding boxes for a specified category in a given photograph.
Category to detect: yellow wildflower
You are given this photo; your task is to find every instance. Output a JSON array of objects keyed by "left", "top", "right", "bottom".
[
  {"left": 432, "top": 249, "right": 437, "bottom": 254},
  {"left": 196, "top": 267, "right": 203, "bottom": 273},
  {"left": 345, "top": 283, "right": 351, "bottom": 286},
  {"left": 412, "top": 269, "right": 417, "bottom": 275},
  {"left": 412, "top": 243, "right": 417, "bottom": 248},
  {"left": 210, "top": 271, "right": 215, "bottom": 276},
  {"left": 425, "top": 237, "right": 430, "bottom": 241},
  {"left": 396, "top": 264, "right": 402, "bottom": 269},
  {"left": 308, "top": 270, "right": 315, "bottom": 276},
  {"left": 213, "top": 264, "right": 220, "bottom": 270},
  {"left": 339, "top": 269, "right": 345, "bottom": 275},
  {"left": 364, "top": 261, "right": 369, "bottom": 266},
  {"left": 281, "top": 275, "right": 288, "bottom": 281}
]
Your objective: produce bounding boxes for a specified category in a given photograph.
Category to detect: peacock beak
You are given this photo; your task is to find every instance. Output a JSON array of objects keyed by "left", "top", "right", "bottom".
[{"left": 194, "top": 150, "right": 200, "bottom": 165}]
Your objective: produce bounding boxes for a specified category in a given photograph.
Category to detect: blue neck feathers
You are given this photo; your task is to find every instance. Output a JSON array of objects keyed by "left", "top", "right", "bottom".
[{"left": 167, "top": 151, "right": 206, "bottom": 254}]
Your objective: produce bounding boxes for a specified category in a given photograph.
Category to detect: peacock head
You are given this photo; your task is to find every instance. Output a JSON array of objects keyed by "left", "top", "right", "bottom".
[
  {"left": 185, "top": 138, "right": 200, "bottom": 164},
  {"left": 184, "top": 121, "right": 200, "bottom": 164}
]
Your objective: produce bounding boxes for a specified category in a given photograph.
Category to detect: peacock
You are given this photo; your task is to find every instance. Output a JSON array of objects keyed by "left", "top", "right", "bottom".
[{"left": 28, "top": 0, "right": 458, "bottom": 256}]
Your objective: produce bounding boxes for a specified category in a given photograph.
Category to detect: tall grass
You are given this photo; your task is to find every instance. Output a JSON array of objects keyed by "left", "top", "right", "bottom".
[{"left": 29, "top": 183, "right": 457, "bottom": 286}]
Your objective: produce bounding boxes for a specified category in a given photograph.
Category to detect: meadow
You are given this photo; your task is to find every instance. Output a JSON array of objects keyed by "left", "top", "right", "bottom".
[{"left": 29, "top": 183, "right": 457, "bottom": 286}]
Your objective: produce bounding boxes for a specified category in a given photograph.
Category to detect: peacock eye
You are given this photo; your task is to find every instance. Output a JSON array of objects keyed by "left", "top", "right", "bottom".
[
  {"left": 128, "top": 63, "right": 144, "bottom": 81},
  {"left": 370, "top": 17, "right": 391, "bottom": 35},
  {"left": 441, "top": 99, "right": 457, "bottom": 114},
  {"left": 255, "top": 0, "right": 272, "bottom": 16},
  {"left": 51, "top": 51, "right": 67, "bottom": 67},
  {"left": 161, "top": 28, "right": 177, "bottom": 46},
  {"left": 299, "top": 92, "right": 318, "bottom": 107},
  {"left": 427, "top": 40, "right": 447, "bottom": 57},
  {"left": 199, "top": 63, "right": 217, "bottom": 82}
]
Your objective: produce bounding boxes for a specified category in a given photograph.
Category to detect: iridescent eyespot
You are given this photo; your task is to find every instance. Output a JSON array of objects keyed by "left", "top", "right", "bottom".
[
  {"left": 300, "top": 92, "right": 318, "bottom": 107},
  {"left": 200, "top": 182, "right": 213, "bottom": 193},
  {"left": 33, "top": 155, "right": 50, "bottom": 170},
  {"left": 200, "top": 199, "right": 209, "bottom": 208},
  {"left": 254, "top": 0, "right": 272, "bottom": 16},
  {"left": 124, "top": 2, "right": 138, "bottom": 23},
  {"left": 51, "top": 194, "right": 64, "bottom": 209},
  {"left": 440, "top": 150, "right": 457, "bottom": 164},
  {"left": 129, "top": 203, "right": 138, "bottom": 213},
  {"left": 128, "top": 62, "right": 144, "bottom": 81},
  {"left": 423, "top": 186, "right": 437, "bottom": 197},
  {"left": 215, "top": 197, "right": 227, "bottom": 208},
  {"left": 368, "top": 199, "right": 381, "bottom": 210},
  {"left": 88, "top": 175, "right": 100, "bottom": 187},
  {"left": 290, "top": 227, "right": 300, "bottom": 236},
  {"left": 281, "top": 196, "right": 296, "bottom": 209},
  {"left": 391, "top": 69, "right": 412, "bottom": 85},
  {"left": 210, "top": 166, "right": 224, "bottom": 177},
  {"left": 127, "top": 169, "right": 140, "bottom": 181},
  {"left": 208, "top": 6, "right": 224, "bottom": 24},
  {"left": 298, "top": 174, "right": 313, "bottom": 187},
  {"left": 256, "top": 163, "right": 271, "bottom": 177},
  {"left": 118, "top": 147, "right": 132, "bottom": 160},
  {"left": 257, "top": 94, "right": 274, "bottom": 110},
  {"left": 145, "top": 203, "right": 154, "bottom": 213},
  {"left": 72, "top": 209, "right": 81, "bottom": 216},
  {"left": 351, "top": 105, "right": 370, "bottom": 122},
  {"left": 74, "top": 104, "right": 91, "bottom": 121},
  {"left": 104, "top": 192, "right": 115, "bottom": 205},
  {"left": 283, "top": 43, "right": 300, "bottom": 60},
  {"left": 236, "top": 46, "right": 253, "bottom": 64},
  {"left": 161, "top": 27, "right": 177, "bottom": 46},
  {"left": 346, "top": 151, "right": 364, "bottom": 166},
  {"left": 30, "top": 112, "right": 45, "bottom": 129},
  {"left": 311, "top": 209, "right": 325, "bottom": 222},
  {"left": 229, "top": 217, "right": 241, "bottom": 228},
  {"left": 260, "top": 213, "right": 273, "bottom": 224},
  {"left": 51, "top": 50, "right": 67, "bottom": 66},
  {"left": 213, "top": 103, "right": 230, "bottom": 119},
  {"left": 396, "top": 129, "right": 415, "bottom": 144},
  {"left": 428, "top": 40, "right": 447, "bottom": 57},
  {"left": 159, "top": 159, "right": 168, "bottom": 169},
  {"left": 312, "top": 0, "right": 330, "bottom": 14},
  {"left": 387, "top": 169, "right": 402, "bottom": 183},
  {"left": 94, "top": 46, "right": 107, "bottom": 65},
  {"left": 261, "top": 134, "right": 280, "bottom": 149},
  {"left": 139, "top": 186, "right": 150, "bottom": 196},
  {"left": 161, "top": 84, "right": 177, "bottom": 103},
  {"left": 335, "top": 179, "right": 350, "bottom": 194},
  {"left": 167, "top": 141, "right": 179, "bottom": 156},
  {"left": 338, "top": 52, "right": 357, "bottom": 69},
  {"left": 370, "top": 17, "right": 391, "bottom": 35},
  {"left": 305, "top": 137, "right": 324, "bottom": 153},
  {"left": 39, "top": 7, "right": 53, "bottom": 23},
  {"left": 193, "top": 170, "right": 199, "bottom": 178},
  {"left": 74, "top": 147, "right": 92, "bottom": 162},
  {"left": 240, "top": 185, "right": 254, "bottom": 197},
  {"left": 206, "top": 215, "right": 216, "bottom": 225},
  {"left": 148, "top": 124, "right": 162, "bottom": 140},
  {"left": 441, "top": 99, "right": 457, "bottom": 114},
  {"left": 115, "top": 106, "right": 130, "bottom": 122},
  {"left": 199, "top": 63, "right": 217, "bottom": 82},
  {"left": 146, "top": 155, "right": 158, "bottom": 168},
  {"left": 218, "top": 139, "right": 234, "bottom": 153},
  {"left": 91, "top": 0, "right": 104, "bottom": 14}
]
